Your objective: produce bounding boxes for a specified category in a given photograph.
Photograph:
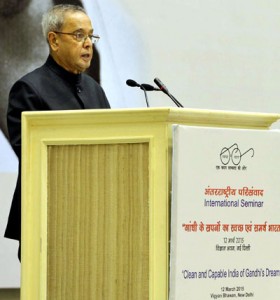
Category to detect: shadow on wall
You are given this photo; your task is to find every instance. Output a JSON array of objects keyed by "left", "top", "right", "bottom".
[{"left": 0, "top": 0, "right": 101, "bottom": 140}]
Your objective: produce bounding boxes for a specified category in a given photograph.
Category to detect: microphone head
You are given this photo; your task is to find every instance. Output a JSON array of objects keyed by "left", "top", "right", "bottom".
[
  {"left": 154, "top": 77, "right": 162, "bottom": 87},
  {"left": 154, "top": 77, "right": 169, "bottom": 94},
  {"left": 126, "top": 79, "right": 140, "bottom": 87},
  {"left": 141, "top": 83, "right": 160, "bottom": 91}
]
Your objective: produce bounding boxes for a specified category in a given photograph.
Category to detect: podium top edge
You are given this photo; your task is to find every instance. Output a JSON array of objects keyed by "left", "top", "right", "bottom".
[{"left": 22, "top": 107, "right": 280, "bottom": 129}]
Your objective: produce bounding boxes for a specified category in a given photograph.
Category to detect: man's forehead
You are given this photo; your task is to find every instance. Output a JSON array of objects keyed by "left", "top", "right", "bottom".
[{"left": 62, "top": 11, "right": 93, "bottom": 29}]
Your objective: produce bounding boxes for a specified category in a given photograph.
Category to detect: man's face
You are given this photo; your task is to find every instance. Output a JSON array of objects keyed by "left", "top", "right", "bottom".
[{"left": 52, "top": 11, "right": 94, "bottom": 74}]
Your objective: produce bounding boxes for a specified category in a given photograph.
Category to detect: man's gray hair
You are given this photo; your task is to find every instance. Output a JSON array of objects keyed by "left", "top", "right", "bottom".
[{"left": 41, "top": 4, "right": 86, "bottom": 41}]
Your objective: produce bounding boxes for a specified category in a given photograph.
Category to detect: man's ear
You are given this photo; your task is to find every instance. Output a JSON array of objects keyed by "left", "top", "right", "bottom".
[{"left": 48, "top": 32, "right": 59, "bottom": 51}]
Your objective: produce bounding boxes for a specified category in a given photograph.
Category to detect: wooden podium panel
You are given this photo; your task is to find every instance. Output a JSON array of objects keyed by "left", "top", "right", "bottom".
[
  {"left": 47, "top": 143, "right": 149, "bottom": 299},
  {"left": 20, "top": 108, "right": 280, "bottom": 300}
]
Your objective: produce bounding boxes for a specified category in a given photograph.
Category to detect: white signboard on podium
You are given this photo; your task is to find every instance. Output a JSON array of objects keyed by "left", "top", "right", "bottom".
[{"left": 170, "top": 125, "right": 280, "bottom": 300}]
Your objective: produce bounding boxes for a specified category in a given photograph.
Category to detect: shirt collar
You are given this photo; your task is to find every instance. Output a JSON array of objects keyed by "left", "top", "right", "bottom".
[{"left": 45, "top": 55, "right": 81, "bottom": 86}]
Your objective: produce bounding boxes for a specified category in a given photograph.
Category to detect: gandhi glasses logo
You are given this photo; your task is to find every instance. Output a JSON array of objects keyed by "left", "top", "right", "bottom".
[{"left": 220, "top": 143, "right": 254, "bottom": 166}]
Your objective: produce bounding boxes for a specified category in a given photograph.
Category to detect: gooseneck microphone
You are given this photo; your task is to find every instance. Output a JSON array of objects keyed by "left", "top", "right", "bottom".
[
  {"left": 126, "top": 79, "right": 150, "bottom": 107},
  {"left": 140, "top": 84, "right": 160, "bottom": 91},
  {"left": 126, "top": 79, "right": 139, "bottom": 88},
  {"left": 154, "top": 77, "right": 184, "bottom": 108}
]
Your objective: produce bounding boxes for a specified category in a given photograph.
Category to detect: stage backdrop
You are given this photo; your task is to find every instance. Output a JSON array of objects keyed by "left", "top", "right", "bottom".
[{"left": 170, "top": 125, "right": 280, "bottom": 299}]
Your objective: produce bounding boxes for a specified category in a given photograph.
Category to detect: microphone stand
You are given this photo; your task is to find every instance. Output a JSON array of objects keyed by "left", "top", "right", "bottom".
[
  {"left": 126, "top": 79, "right": 150, "bottom": 107},
  {"left": 154, "top": 77, "right": 184, "bottom": 108},
  {"left": 140, "top": 85, "right": 150, "bottom": 107},
  {"left": 169, "top": 93, "right": 184, "bottom": 108}
]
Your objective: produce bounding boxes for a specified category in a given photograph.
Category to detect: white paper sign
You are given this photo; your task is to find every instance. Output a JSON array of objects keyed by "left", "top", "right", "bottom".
[{"left": 170, "top": 125, "right": 280, "bottom": 300}]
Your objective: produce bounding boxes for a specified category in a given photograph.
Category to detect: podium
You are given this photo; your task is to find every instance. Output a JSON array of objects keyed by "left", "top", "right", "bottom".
[{"left": 20, "top": 108, "right": 279, "bottom": 300}]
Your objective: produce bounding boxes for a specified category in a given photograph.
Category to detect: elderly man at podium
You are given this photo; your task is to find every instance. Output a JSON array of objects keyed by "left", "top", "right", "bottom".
[{"left": 4, "top": 4, "right": 110, "bottom": 260}]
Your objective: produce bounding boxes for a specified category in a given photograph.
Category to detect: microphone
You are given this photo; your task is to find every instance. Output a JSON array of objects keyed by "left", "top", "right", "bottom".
[
  {"left": 154, "top": 77, "right": 184, "bottom": 108},
  {"left": 154, "top": 78, "right": 169, "bottom": 94},
  {"left": 126, "top": 79, "right": 140, "bottom": 88},
  {"left": 140, "top": 84, "right": 160, "bottom": 91},
  {"left": 126, "top": 79, "right": 150, "bottom": 107}
]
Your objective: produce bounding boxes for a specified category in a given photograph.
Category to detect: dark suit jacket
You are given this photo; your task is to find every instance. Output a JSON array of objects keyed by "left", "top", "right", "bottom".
[{"left": 5, "top": 55, "right": 110, "bottom": 241}]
